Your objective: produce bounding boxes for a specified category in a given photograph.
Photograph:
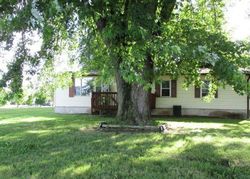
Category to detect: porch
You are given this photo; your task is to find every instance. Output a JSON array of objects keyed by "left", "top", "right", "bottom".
[
  {"left": 91, "top": 92, "right": 156, "bottom": 114},
  {"left": 91, "top": 92, "right": 118, "bottom": 114}
]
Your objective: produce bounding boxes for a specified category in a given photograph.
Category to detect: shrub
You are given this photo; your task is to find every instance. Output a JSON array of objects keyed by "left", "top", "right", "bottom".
[
  {"left": 0, "top": 89, "right": 7, "bottom": 106},
  {"left": 34, "top": 91, "right": 47, "bottom": 105}
]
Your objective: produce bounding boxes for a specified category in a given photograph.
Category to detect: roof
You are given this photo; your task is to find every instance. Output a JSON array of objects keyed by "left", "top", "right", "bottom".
[{"left": 199, "top": 68, "right": 250, "bottom": 75}]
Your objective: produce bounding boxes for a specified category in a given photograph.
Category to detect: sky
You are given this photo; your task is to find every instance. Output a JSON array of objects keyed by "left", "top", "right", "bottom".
[
  {"left": 224, "top": 0, "right": 250, "bottom": 41},
  {"left": 0, "top": 0, "right": 250, "bottom": 74}
]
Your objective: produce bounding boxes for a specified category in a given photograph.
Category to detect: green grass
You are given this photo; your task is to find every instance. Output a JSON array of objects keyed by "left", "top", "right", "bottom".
[{"left": 0, "top": 108, "right": 250, "bottom": 179}]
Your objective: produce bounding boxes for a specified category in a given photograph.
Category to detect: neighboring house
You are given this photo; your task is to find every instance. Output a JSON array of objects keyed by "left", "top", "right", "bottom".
[{"left": 54, "top": 69, "right": 250, "bottom": 118}]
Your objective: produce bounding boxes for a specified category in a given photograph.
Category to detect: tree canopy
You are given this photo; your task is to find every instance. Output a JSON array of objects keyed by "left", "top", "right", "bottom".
[{"left": 0, "top": 0, "right": 250, "bottom": 123}]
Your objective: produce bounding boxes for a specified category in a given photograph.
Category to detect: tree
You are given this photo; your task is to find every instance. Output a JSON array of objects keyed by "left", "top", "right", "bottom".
[
  {"left": 0, "top": 0, "right": 249, "bottom": 124},
  {"left": 0, "top": 88, "right": 7, "bottom": 106},
  {"left": 34, "top": 90, "right": 47, "bottom": 106},
  {"left": 25, "top": 95, "right": 33, "bottom": 105}
]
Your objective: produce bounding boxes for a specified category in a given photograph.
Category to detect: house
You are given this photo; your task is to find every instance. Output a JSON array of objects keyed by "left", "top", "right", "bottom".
[{"left": 54, "top": 69, "right": 250, "bottom": 118}]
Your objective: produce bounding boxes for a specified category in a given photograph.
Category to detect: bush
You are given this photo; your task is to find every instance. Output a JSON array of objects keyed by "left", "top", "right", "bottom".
[
  {"left": 34, "top": 91, "right": 47, "bottom": 105},
  {"left": 11, "top": 93, "right": 24, "bottom": 106},
  {"left": 0, "top": 89, "right": 7, "bottom": 106},
  {"left": 25, "top": 95, "right": 34, "bottom": 105}
]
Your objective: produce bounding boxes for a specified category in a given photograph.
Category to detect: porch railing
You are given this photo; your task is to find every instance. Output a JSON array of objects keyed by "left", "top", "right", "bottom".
[
  {"left": 91, "top": 92, "right": 156, "bottom": 114},
  {"left": 91, "top": 92, "right": 118, "bottom": 114}
]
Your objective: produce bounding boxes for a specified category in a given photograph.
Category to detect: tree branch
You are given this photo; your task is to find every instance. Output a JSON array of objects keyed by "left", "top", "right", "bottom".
[{"left": 160, "top": 0, "right": 177, "bottom": 23}]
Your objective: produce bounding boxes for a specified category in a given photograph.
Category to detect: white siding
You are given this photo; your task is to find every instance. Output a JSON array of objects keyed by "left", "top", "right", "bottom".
[
  {"left": 54, "top": 88, "right": 91, "bottom": 108},
  {"left": 54, "top": 78, "right": 117, "bottom": 109},
  {"left": 156, "top": 76, "right": 247, "bottom": 110},
  {"left": 54, "top": 75, "right": 248, "bottom": 115}
]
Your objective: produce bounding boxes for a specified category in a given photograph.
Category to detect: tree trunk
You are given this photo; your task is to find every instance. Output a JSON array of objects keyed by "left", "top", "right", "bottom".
[
  {"left": 115, "top": 68, "right": 134, "bottom": 122},
  {"left": 115, "top": 55, "right": 153, "bottom": 125},
  {"left": 131, "top": 84, "right": 151, "bottom": 125},
  {"left": 115, "top": 71, "right": 151, "bottom": 125}
]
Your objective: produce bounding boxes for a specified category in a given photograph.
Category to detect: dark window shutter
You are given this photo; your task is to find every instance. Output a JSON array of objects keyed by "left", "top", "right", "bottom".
[
  {"left": 171, "top": 80, "right": 177, "bottom": 97},
  {"left": 194, "top": 86, "right": 201, "bottom": 98},
  {"left": 149, "top": 93, "right": 156, "bottom": 109},
  {"left": 215, "top": 90, "right": 218, "bottom": 98},
  {"left": 69, "top": 76, "right": 75, "bottom": 97},
  {"left": 155, "top": 83, "right": 161, "bottom": 97}
]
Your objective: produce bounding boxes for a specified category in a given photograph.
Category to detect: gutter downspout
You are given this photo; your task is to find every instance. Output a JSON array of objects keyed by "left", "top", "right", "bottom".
[{"left": 247, "top": 75, "right": 250, "bottom": 119}]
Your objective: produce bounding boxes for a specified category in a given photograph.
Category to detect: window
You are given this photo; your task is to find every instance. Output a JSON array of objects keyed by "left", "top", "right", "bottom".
[
  {"left": 75, "top": 77, "right": 94, "bottom": 96},
  {"left": 201, "top": 80, "right": 209, "bottom": 97},
  {"left": 95, "top": 84, "right": 110, "bottom": 92},
  {"left": 161, "top": 80, "right": 171, "bottom": 97}
]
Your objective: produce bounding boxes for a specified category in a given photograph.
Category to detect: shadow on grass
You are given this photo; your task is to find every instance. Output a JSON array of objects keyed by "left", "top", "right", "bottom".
[
  {"left": 0, "top": 108, "right": 250, "bottom": 178},
  {"left": 1, "top": 126, "right": 250, "bottom": 178}
]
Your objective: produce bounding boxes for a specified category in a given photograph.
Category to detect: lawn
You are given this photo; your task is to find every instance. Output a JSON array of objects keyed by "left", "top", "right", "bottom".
[{"left": 0, "top": 108, "right": 250, "bottom": 179}]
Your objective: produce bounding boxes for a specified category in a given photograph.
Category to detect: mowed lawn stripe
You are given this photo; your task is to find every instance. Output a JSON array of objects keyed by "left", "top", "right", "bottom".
[{"left": 0, "top": 108, "right": 249, "bottom": 178}]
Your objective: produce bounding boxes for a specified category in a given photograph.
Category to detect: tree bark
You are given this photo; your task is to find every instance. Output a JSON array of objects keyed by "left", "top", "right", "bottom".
[
  {"left": 115, "top": 54, "right": 153, "bottom": 125},
  {"left": 115, "top": 68, "right": 134, "bottom": 122},
  {"left": 130, "top": 54, "right": 154, "bottom": 125},
  {"left": 115, "top": 72, "right": 151, "bottom": 125},
  {"left": 131, "top": 84, "right": 151, "bottom": 125}
]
